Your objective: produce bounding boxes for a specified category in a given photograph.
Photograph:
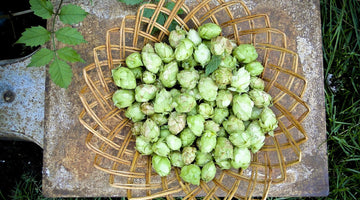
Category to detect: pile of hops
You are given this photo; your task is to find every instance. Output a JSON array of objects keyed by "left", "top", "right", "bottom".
[{"left": 111, "top": 23, "right": 278, "bottom": 185}]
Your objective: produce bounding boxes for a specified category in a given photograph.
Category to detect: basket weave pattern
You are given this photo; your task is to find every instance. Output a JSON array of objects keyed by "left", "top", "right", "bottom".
[{"left": 78, "top": 0, "right": 310, "bottom": 199}]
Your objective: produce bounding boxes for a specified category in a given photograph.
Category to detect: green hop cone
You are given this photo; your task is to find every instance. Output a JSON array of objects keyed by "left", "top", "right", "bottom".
[
  {"left": 210, "top": 36, "right": 233, "bottom": 56},
  {"left": 155, "top": 42, "right": 174, "bottom": 63},
  {"left": 219, "top": 54, "right": 237, "bottom": 69},
  {"left": 232, "top": 44, "right": 258, "bottom": 64},
  {"left": 112, "top": 67, "right": 137, "bottom": 89},
  {"left": 175, "top": 38, "right": 194, "bottom": 61},
  {"left": 152, "top": 155, "right": 171, "bottom": 177},
  {"left": 231, "top": 147, "right": 251, "bottom": 170},
  {"left": 204, "top": 120, "right": 220, "bottom": 133},
  {"left": 198, "top": 103, "right": 214, "bottom": 119},
  {"left": 140, "top": 102, "right": 155, "bottom": 115},
  {"left": 230, "top": 67, "right": 251, "bottom": 93},
  {"left": 142, "top": 52, "right": 162, "bottom": 74},
  {"left": 153, "top": 88, "right": 173, "bottom": 113},
  {"left": 198, "top": 130, "right": 217, "bottom": 153},
  {"left": 168, "top": 112, "right": 186, "bottom": 135},
  {"left": 245, "top": 61, "right": 264, "bottom": 76},
  {"left": 216, "top": 89, "right": 233, "bottom": 108},
  {"left": 198, "top": 23, "right": 222, "bottom": 40},
  {"left": 180, "top": 128, "right": 196, "bottom": 147},
  {"left": 229, "top": 131, "right": 251, "bottom": 148},
  {"left": 131, "top": 122, "right": 143, "bottom": 136},
  {"left": 222, "top": 115, "right": 245, "bottom": 134},
  {"left": 198, "top": 77, "right": 218, "bottom": 101},
  {"left": 248, "top": 89, "right": 272, "bottom": 108},
  {"left": 152, "top": 139, "right": 171, "bottom": 157},
  {"left": 195, "top": 151, "right": 213, "bottom": 167},
  {"left": 212, "top": 107, "right": 229, "bottom": 124},
  {"left": 142, "top": 70, "right": 156, "bottom": 84},
  {"left": 151, "top": 113, "right": 168, "bottom": 126},
  {"left": 177, "top": 69, "right": 200, "bottom": 89},
  {"left": 232, "top": 94, "right": 254, "bottom": 121},
  {"left": 182, "top": 146, "right": 197, "bottom": 165},
  {"left": 259, "top": 107, "right": 278, "bottom": 132},
  {"left": 135, "top": 84, "right": 158, "bottom": 102},
  {"left": 160, "top": 127, "right": 171, "bottom": 138},
  {"left": 211, "top": 67, "right": 232, "bottom": 89},
  {"left": 169, "top": 151, "right": 185, "bottom": 168},
  {"left": 180, "top": 164, "right": 201, "bottom": 185},
  {"left": 174, "top": 93, "right": 196, "bottom": 113},
  {"left": 187, "top": 114, "right": 205, "bottom": 137},
  {"left": 193, "top": 43, "right": 211, "bottom": 67},
  {"left": 165, "top": 134, "right": 182, "bottom": 151},
  {"left": 130, "top": 67, "right": 143, "bottom": 79},
  {"left": 135, "top": 136, "right": 153, "bottom": 155},
  {"left": 187, "top": 29, "right": 202, "bottom": 46},
  {"left": 201, "top": 161, "right": 216, "bottom": 182},
  {"left": 126, "top": 52, "right": 143, "bottom": 69},
  {"left": 159, "top": 61, "right": 179, "bottom": 88},
  {"left": 250, "top": 106, "right": 263, "bottom": 120},
  {"left": 250, "top": 76, "right": 265, "bottom": 90},
  {"left": 169, "top": 26, "right": 187, "bottom": 48},
  {"left": 214, "top": 137, "right": 233, "bottom": 163},
  {"left": 125, "top": 102, "right": 146, "bottom": 122},
  {"left": 112, "top": 89, "right": 135, "bottom": 109},
  {"left": 216, "top": 160, "right": 232, "bottom": 170},
  {"left": 140, "top": 118, "right": 160, "bottom": 143}
]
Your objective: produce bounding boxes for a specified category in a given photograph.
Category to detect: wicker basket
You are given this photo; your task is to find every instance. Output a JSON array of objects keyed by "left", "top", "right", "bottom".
[{"left": 78, "top": 0, "right": 310, "bottom": 199}]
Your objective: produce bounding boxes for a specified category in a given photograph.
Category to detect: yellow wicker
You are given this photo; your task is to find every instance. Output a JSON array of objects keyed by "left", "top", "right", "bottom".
[{"left": 78, "top": 0, "right": 310, "bottom": 199}]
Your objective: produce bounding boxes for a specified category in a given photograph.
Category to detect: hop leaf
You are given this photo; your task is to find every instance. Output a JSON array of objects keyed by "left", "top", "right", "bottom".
[
  {"left": 205, "top": 55, "right": 222, "bottom": 75},
  {"left": 16, "top": 26, "right": 51, "bottom": 47},
  {"left": 28, "top": 48, "right": 54, "bottom": 67},
  {"left": 118, "top": 0, "right": 144, "bottom": 5},
  {"left": 30, "top": 0, "right": 54, "bottom": 19},
  {"left": 55, "top": 27, "right": 87, "bottom": 45},
  {"left": 59, "top": 4, "right": 88, "bottom": 25},
  {"left": 49, "top": 57, "right": 73, "bottom": 88},
  {"left": 57, "top": 47, "right": 85, "bottom": 63}
]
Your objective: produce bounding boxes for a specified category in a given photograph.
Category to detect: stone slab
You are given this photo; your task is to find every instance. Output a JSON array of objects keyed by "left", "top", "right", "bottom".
[{"left": 43, "top": 0, "right": 328, "bottom": 197}]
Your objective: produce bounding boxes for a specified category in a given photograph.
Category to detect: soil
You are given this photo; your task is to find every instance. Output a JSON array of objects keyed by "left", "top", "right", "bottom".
[{"left": 0, "top": 0, "right": 46, "bottom": 60}]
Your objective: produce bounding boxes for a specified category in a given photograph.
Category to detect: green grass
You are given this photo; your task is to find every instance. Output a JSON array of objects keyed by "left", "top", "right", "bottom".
[
  {"left": 321, "top": 0, "right": 360, "bottom": 199},
  {"left": 3, "top": 0, "right": 360, "bottom": 199}
]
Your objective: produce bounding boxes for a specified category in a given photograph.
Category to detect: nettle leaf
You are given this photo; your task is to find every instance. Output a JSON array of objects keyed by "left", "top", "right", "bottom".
[
  {"left": 57, "top": 47, "right": 85, "bottom": 63},
  {"left": 118, "top": 0, "right": 144, "bottom": 6},
  {"left": 59, "top": 4, "right": 88, "bottom": 25},
  {"left": 16, "top": 26, "right": 51, "bottom": 47},
  {"left": 30, "top": 0, "right": 54, "bottom": 19},
  {"left": 55, "top": 27, "right": 87, "bottom": 45},
  {"left": 28, "top": 48, "right": 54, "bottom": 67},
  {"left": 49, "top": 57, "right": 73, "bottom": 88},
  {"left": 205, "top": 55, "right": 222, "bottom": 75}
]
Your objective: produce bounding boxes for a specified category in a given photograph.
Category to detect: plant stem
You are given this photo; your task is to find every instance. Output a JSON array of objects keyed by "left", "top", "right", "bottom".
[{"left": 51, "top": 0, "right": 64, "bottom": 52}]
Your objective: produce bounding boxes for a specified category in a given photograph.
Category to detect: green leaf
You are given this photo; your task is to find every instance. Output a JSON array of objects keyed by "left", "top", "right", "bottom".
[
  {"left": 59, "top": 4, "right": 88, "bottom": 25},
  {"left": 143, "top": 8, "right": 155, "bottom": 19},
  {"left": 205, "top": 55, "right": 222, "bottom": 75},
  {"left": 30, "top": 0, "right": 54, "bottom": 19},
  {"left": 28, "top": 48, "right": 54, "bottom": 67},
  {"left": 118, "top": 0, "right": 144, "bottom": 5},
  {"left": 55, "top": 27, "right": 87, "bottom": 45},
  {"left": 16, "top": 26, "right": 51, "bottom": 47},
  {"left": 57, "top": 47, "right": 85, "bottom": 63},
  {"left": 49, "top": 57, "right": 73, "bottom": 88},
  {"left": 165, "top": 2, "right": 184, "bottom": 15}
]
